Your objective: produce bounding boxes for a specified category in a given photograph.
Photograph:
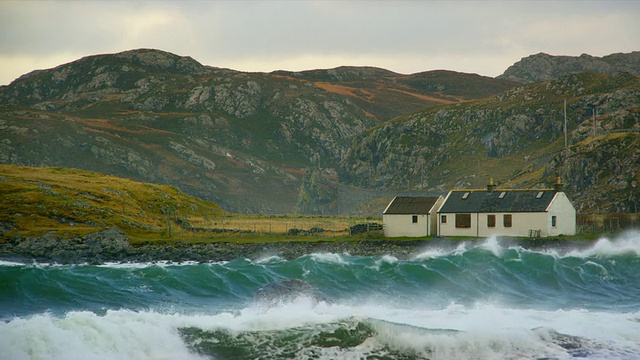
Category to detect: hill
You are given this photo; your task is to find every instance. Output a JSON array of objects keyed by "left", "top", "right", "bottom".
[
  {"left": 0, "top": 48, "right": 517, "bottom": 213},
  {"left": 339, "top": 72, "right": 640, "bottom": 213},
  {"left": 498, "top": 51, "right": 640, "bottom": 84},
  {"left": 0, "top": 164, "right": 225, "bottom": 240}
]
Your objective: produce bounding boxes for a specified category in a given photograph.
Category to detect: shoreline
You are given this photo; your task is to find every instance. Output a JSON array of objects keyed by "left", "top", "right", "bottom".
[{"left": 0, "top": 228, "right": 604, "bottom": 265}]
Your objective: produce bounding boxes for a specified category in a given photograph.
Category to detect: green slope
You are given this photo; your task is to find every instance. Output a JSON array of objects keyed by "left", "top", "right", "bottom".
[{"left": 0, "top": 164, "right": 225, "bottom": 240}]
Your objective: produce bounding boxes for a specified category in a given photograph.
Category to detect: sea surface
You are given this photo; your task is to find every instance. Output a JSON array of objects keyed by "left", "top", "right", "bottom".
[{"left": 2, "top": 232, "right": 640, "bottom": 360}]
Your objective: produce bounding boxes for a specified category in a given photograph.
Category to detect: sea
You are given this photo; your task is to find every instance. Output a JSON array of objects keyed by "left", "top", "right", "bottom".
[{"left": 2, "top": 232, "right": 640, "bottom": 360}]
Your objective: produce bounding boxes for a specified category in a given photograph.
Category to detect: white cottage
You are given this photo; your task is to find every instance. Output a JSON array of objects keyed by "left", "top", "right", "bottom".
[
  {"left": 383, "top": 196, "right": 444, "bottom": 237},
  {"left": 437, "top": 179, "right": 576, "bottom": 238}
]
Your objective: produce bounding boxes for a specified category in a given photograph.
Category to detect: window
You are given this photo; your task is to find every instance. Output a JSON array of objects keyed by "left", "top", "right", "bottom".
[
  {"left": 487, "top": 214, "right": 496, "bottom": 228},
  {"left": 462, "top": 192, "right": 470, "bottom": 199},
  {"left": 552, "top": 216, "right": 557, "bottom": 227},
  {"left": 499, "top": 192, "right": 506, "bottom": 199},
  {"left": 536, "top": 191, "right": 544, "bottom": 199},
  {"left": 456, "top": 214, "right": 471, "bottom": 228},
  {"left": 441, "top": 215, "right": 447, "bottom": 224},
  {"left": 503, "top": 214, "right": 512, "bottom": 228},
  {"left": 412, "top": 215, "right": 418, "bottom": 223}
]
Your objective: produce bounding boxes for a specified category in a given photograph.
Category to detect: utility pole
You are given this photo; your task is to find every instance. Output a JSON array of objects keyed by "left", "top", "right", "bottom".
[
  {"left": 592, "top": 107, "right": 596, "bottom": 138},
  {"left": 564, "top": 99, "right": 568, "bottom": 148}
]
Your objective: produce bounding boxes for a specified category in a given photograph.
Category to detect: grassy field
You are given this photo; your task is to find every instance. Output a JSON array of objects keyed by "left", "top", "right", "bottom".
[
  {"left": 188, "top": 214, "right": 378, "bottom": 234},
  {"left": 0, "top": 164, "right": 224, "bottom": 240},
  {"left": 1, "top": 164, "right": 635, "bottom": 245},
  {"left": 0, "top": 164, "right": 382, "bottom": 244}
]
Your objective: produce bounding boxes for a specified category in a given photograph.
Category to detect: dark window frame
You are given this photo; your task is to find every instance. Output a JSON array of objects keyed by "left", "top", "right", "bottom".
[
  {"left": 412, "top": 215, "right": 418, "bottom": 223},
  {"left": 487, "top": 214, "right": 496, "bottom": 228},
  {"left": 441, "top": 215, "right": 447, "bottom": 224},
  {"left": 551, "top": 215, "right": 557, "bottom": 227},
  {"left": 455, "top": 214, "right": 472, "bottom": 228},
  {"left": 503, "top": 214, "right": 512, "bottom": 228}
]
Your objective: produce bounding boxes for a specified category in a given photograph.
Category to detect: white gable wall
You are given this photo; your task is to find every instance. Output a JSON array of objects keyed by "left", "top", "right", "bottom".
[
  {"left": 429, "top": 196, "right": 445, "bottom": 235},
  {"left": 384, "top": 214, "right": 429, "bottom": 237},
  {"left": 546, "top": 192, "right": 577, "bottom": 236}
]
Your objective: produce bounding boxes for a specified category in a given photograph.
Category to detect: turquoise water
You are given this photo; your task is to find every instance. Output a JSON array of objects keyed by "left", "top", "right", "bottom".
[{"left": 2, "top": 232, "right": 640, "bottom": 359}]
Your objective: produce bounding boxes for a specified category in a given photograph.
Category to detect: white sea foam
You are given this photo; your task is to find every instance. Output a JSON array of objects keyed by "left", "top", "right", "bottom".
[
  {"left": 0, "top": 310, "right": 208, "bottom": 360},
  {"left": 0, "top": 260, "right": 28, "bottom": 267},
  {"left": 0, "top": 260, "right": 88, "bottom": 268},
  {"left": 376, "top": 254, "right": 399, "bottom": 265},
  {"left": 309, "top": 252, "right": 348, "bottom": 264},
  {"left": 478, "top": 235, "right": 503, "bottom": 256},
  {"left": 223, "top": 299, "right": 640, "bottom": 359},
  {"left": 254, "top": 254, "right": 285, "bottom": 264},
  {"left": 565, "top": 230, "right": 640, "bottom": 258},
  {"left": 451, "top": 241, "right": 469, "bottom": 255},
  {"left": 2, "top": 299, "right": 639, "bottom": 360},
  {"left": 411, "top": 231, "right": 640, "bottom": 261},
  {"left": 412, "top": 247, "right": 451, "bottom": 260},
  {"left": 95, "top": 259, "right": 232, "bottom": 269},
  {"left": 413, "top": 241, "right": 470, "bottom": 260}
]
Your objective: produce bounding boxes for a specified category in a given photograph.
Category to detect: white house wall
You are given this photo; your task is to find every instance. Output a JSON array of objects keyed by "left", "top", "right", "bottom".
[
  {"left": 437, "top": 213, "right": 477, "bottom": 237},
  {"left": 436, "top": 213, "right": 537, "bottom": 237},
  {"left": 384, "top": 214, "right": 429, "bottom": 237},
  {"left": 477, "top": 212, "right": 548, "bottom": 237},
  {"left": 546, "top": 192, "right": 577, "bottom": 236},
  {"left": 438, "top": 211, "right": 574, "bottom": 237}
]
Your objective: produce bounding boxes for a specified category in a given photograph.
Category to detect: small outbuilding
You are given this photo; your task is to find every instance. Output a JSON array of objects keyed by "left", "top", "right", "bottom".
[
  {"left": 437, "top": 178, "right": 576, "bottom": 238},
  {"left": 383, "top": 196, "right": 444, "bottom": 237}
]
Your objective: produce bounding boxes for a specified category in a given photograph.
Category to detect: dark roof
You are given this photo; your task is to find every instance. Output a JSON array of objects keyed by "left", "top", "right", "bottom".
[
  {"left": 384, "top": 196, "right": 440, "bottom": 215},
  {"left": 438, "top": 190, "right": 557, "bottom": 213}
]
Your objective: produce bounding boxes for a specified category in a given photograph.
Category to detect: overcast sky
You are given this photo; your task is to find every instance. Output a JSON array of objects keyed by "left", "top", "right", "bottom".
[{"left": 1, "top": 0, "right": 639, "bottom": 85}]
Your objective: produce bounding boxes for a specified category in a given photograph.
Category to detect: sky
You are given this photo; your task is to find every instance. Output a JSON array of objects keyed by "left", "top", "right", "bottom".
[{"left": 1, "top": 0, "right": 639, "bottom": 86}]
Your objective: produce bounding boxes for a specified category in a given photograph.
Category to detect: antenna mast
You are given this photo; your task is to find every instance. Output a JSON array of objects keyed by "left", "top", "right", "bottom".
[
  {"left": 592, "top": 107, "right": 596, "bottom": 138},
  {"left": 564, "top": 99, "right": 568, "bottom": 148}
]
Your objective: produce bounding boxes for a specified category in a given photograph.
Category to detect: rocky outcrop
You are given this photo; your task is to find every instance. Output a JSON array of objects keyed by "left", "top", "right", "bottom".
[
  {"left": 1, "top": 49, "right": 638, "bottom": 214},
  {"left": 0, "top": 49, "right": 516, "bottom": 214},
  {"left": 2, "top": 227, "right": 132, "bottom": 264},
  {"left": 544, "top": 133, "right": 640, "bottom": 213},
  {"left": 498, "top": 52, "right": 640, "bottom": 84},
  {"left": 339, "top": 72, "right": 640, "bottom": 213},
  {"left": 0, "top": 226, "right": 426, "bottom": 264},
  {"left": 0, "top": 229, "right": 600, "bottom": 265}
]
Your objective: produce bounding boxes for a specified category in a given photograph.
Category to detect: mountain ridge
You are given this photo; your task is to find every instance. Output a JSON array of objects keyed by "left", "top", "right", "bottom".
[
  {"left": 1, "top": 49, "right": 639, "bottom": 214},
  {"left": 498, "top": 51, "right": 640, "bottom": 84}
]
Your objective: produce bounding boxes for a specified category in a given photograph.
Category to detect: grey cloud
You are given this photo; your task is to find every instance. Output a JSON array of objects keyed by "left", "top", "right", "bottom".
[{"left": 0, "top": 0, "right": 638, "bottom": 84}]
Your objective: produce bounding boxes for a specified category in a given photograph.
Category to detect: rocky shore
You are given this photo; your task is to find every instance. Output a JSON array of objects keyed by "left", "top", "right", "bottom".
[{"left": 0, "top": 227, "right": 597, "bottom": 265}]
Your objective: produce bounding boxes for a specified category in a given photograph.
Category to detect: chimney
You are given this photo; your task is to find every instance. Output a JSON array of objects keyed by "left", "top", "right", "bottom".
[
  {"left": 487, "top": 177, "right": 496, "bottom": 193},
  {"left": 553, "top": 176, "right": 564, "bottom": 192}
]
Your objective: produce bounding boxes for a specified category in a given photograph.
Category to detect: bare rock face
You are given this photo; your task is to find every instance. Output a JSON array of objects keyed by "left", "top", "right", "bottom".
[
  {"left": 498, "top": 52, "right": 640, "bottom": 84},
  {"left": 1, "top": 48, "right": 637, "bottom": 214}
]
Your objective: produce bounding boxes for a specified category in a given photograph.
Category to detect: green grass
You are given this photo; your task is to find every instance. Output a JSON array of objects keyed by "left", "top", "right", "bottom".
[
  {"left": 0, "top": 164, "right": 225, "bottom": 241},
  {"left": 0, "top": 165, "right": 385, "bottom": 243},
  {"left": 0, "top": 164, "right": 630, "bottom": 245}
]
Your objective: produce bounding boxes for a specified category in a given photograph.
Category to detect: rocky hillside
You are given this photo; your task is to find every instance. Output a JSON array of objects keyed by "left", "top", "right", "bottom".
[
  {"left": 340, "top": 71, "right": 640, "bottom": 213},
  {"left": 499, "top": 51, "right": 640, "bottom": 84},
  {"left": 1, "top": 49, "right": 638, "bottom": 215},
  {"left": 0, "top": 49, "right": 516, "bottom": 213}
]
